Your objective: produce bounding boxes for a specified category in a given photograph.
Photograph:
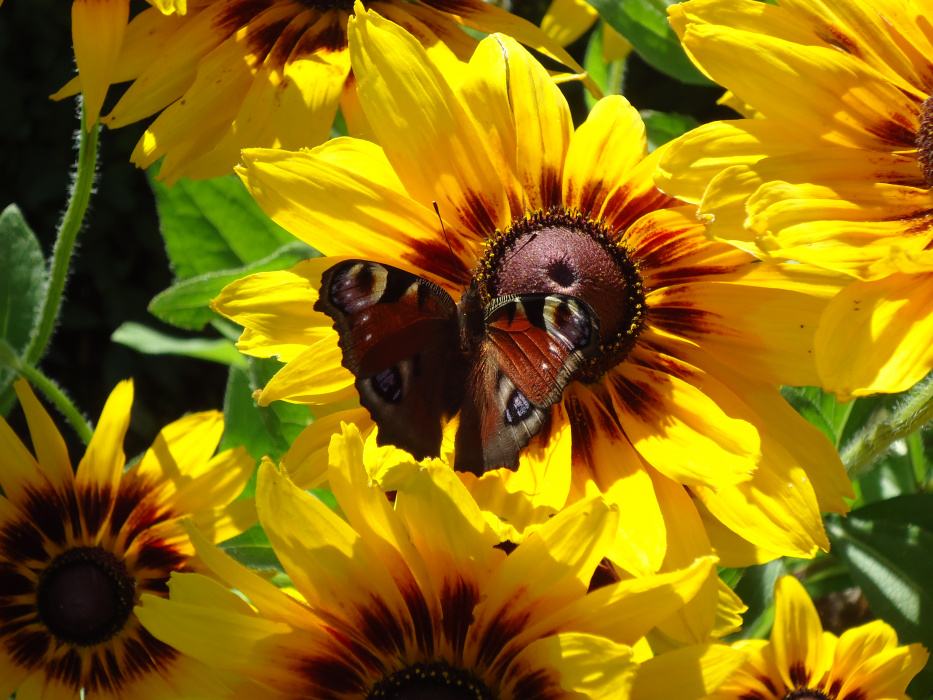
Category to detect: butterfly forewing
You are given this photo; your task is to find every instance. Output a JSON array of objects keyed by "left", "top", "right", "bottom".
[
  {"left": 314, "top": 260, "right": 464, "bottom": 460},
  {"left": 454, "top": 293, "right": 601, "bottom": 474}
]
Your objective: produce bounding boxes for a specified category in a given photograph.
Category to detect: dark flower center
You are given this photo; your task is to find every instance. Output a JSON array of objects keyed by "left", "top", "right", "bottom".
[
  {"left": 36, "top": 546, "right": 136, "bottom": 647},
  {"left": 368, "top": 661, "right": 495, "bottom": 700},
  {"left": 296, "top": 0, "right": 355, "bottom": 11},
  {"left": 475, "top": 209, "right": 645, "bottom": 383},
  {"left": 917, "top": 95, "right": 933, "bottom": 188},
  {"left": 783, "top": 689, "right": 834, "bottom": 700}
]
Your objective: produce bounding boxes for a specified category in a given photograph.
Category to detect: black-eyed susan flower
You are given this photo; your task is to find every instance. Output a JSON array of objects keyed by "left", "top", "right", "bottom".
[
  {"left": 213, "top": 7, "right": 854, "bottom": 575},
  {"left": 709, "top": 576, "right": 928, "bottom": 700},
  {"left": 0, "top": 378, "right": 256, "bottom": 699},
  {"left": 137, "top": 422, "right": 745, "bottom": 700},
  {"left": 657, "top": 0, "right": 933, "bottom": 399},
  {"left": 52, "top": 0, "right": 595, "bottom": 185}
]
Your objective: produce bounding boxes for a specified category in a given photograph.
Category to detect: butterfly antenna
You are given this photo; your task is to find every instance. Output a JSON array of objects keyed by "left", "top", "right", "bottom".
[{"left": 433, "top": 201, "right": 457, "bottom": 261}]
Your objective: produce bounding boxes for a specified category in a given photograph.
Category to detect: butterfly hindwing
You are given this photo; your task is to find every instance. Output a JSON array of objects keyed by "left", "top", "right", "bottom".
[
  {"left": 314, "top": 260, "right": 464, "bottom": 460},
  {"left": 454, "top": 293, "right": 601, "bottom": 474}
]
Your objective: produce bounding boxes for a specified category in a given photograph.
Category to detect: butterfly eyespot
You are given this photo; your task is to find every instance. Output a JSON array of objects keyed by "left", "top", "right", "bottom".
[
  {"left": 504, "top": 389, "right": 532, "bottom": 425},
  {"left": 372, "top": 367, "right": 403, "bottom": 403}
]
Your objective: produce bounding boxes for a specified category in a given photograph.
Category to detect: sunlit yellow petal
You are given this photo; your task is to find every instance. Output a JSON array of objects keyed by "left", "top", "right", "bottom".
[
  {"left": 75, "top": 379, "right": 133, "bottom": 497},
  {"left": 12, "top": 379, "right": 72, "bottom": 488},
  {"left": 540, "top": 0, "right": 598, "bottom": 47},
  {"left": 633, "top": 644, "right": 748, "bottom": 700},
  {"left": 256, "top": 336, "right": 356, "bottom": 406},
  {"left": 817, "top": 272, "right": 933, "bottom": 399},
  {"left": 70, "top": 0, "right": 128, "bottom": 125},
  {"left": 348, "top": 6, "right": 510, "bottom": 237},
  {"left": 283, "top": 408, "right": 372, "bottom": 489},
  {"left": 771, "top": 576, "right": 828, "bottom": 690}
]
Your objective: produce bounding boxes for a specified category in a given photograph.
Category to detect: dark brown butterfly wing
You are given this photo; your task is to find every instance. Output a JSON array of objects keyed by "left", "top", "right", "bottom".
[
  {"left": 314, "top": 260, "right": 466, "bottom": 460},
  {"left": 454, "top": 293, "right": 601, "bottom": 475}
]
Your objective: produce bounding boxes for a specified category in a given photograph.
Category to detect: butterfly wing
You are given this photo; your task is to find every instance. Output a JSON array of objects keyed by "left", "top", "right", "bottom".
[
  {"left": 454, "top": 293, "right": 601, "bottom": 475},
  {"left": 314, "top": 260, "right": 466, "bottom": 460}
]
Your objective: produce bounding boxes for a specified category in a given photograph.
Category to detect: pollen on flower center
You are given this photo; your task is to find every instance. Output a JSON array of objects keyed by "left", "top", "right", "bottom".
[
  {"left": 475, "top": 209, "right": 645, "bottom": 383},
  {"left": 296, "top": 0, "right": 355, "bottom": 11},
  {"left": 917, "top": 95, "right": 933, "bottom": 188},
  {"left": 368, "top": 660, "right": 496, "bottom": 700},
  {"left": 36, "top": 546, "right": 136, "bottom": 647},
  {"left": 783, "top": 688, "right": 835, "bottom": 700}
]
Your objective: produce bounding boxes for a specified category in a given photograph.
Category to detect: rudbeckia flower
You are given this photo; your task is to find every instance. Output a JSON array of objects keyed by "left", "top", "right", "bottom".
[
  {"left": 52, "top": 0, "right": 594, "bottom": 185},
  {"left": 137, "top": 423, "right": 744, "bottom": 700},
  {"left": 709, "top": 576, "right": 928, "bottom": 700},
  {"left": 213, "top": 7, "right": 854, "bottom": 572},
  {"left": 657, "top": 0, "right": 933, "bottom": 399},
  {"left": 0, "top": 378, "right": 256, "bottom": 699}
]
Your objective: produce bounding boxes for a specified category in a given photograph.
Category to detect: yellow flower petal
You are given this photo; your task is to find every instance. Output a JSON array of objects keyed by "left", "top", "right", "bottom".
[
  {"left": 12, "top": 379, "right": 72, "bottom": 488},
  {"left": 655, "top": 119, "right": 802, "bottom": 205},
  {"left": 540, "top": 0, "right": 598, "bottom": 47},
  {"left": 175, "top": 12, "right": 351, "bottom": 182},
  {"left": 771, "top": 575, "right": 828, "bottom": 690},
  {"left": 502, "top": 633, "right": 637, "bottom": 700},
  {"left": 633, "top": 643, "right": 748, "bottom": 700},
  {"left": 564, "top": 96, "right": 647, "bottom": 218},
  {"left": 679, "top": 24, "right": 918, "bottom": 150},
  {"left": 256, "top": 335, "right": 356, "bottom": 406},
  {"left": 283, "top": 408, "right": 372, "bottom": 489},
  {"left": 348, "top": 6, "right": 510, "bottom": 237},
  {"left": 816, "top": 272, "right": 933, "bottom": 399},
  {"left": 257, "top": 459, "right": 422, "bottom": 654},
  {"left": 70, "top": 0, "right": 128, "bottom": 125},
  {"left": 606, "top": 360, "right": 760, "bottom": 490},
  {"left": 75, "top": 379, "right": 133, "bottom": 498},
  {"left": 211, "top": 258, "right": 342, "bottom": 353},
  {"left": 564, "top": 384, "right": 666, "bottom": 576},
  {"left": 238, "top": 143, "right": 474, "bottom": 290},
  {"left": 498, "top": 35, "right": 573, "bottom": 211}
]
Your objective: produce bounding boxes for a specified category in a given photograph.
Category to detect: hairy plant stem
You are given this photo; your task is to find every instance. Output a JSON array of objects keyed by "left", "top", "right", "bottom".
[
  {"left": 16, "top": 362, "right": 94, "bottom": 445},
  {"left": 25, "top": 103, "right": 100, "bottom": 366},
  {"left": 842, "top": 374, "right": 933, "bottom": 481}
]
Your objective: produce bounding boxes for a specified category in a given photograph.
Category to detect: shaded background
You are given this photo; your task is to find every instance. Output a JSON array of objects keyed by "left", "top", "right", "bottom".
[{"left": 0, "top": 0, "right": 726, "bottom": 456}]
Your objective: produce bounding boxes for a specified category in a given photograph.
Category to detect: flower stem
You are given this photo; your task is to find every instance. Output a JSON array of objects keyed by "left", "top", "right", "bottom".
[
  {"left": 24, "top": 101, "right": 99, "bottom": 366},
  {"left": 842, "top": 374, "right": 933, "bottom": 480},
  {"left": 15, "top": 362, "right": 94, "bottom": 445}
]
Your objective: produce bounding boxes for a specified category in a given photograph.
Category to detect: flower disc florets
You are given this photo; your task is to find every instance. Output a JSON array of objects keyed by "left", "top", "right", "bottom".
[
  {"left": 36, "top": 546, "right": 136, "bottom": 647},
  {"left": 917, "top": 95, "right": 933, "bottom": 188},
  {"left": 474, "top": 208, "right": 645, "bottom": 383},
  {"left": 368, "top": 661, "right": 495, "bottom": 700}
]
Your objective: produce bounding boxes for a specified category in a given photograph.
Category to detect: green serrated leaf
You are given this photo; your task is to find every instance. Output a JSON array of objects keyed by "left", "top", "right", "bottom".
[
  {"left": 111, "top": 322, "right": 248, "bottom": 367},
  {"left": 640, "top": 110, "right": 700, "bottom": 152},
  {"left": 826, "top": 496, "right": 933, "bottom": 697},
  {"left": 0, "top": 205, "right": 47, "bottom": 395},
  {"left": 148, "top": 241, "right": 316, "bottom": 330},
  {"left": 151, "top": 175, "right": 296, "bottom": 280},
  {"left": 584, "top": 0, "right": 709, "bottom": 85}
]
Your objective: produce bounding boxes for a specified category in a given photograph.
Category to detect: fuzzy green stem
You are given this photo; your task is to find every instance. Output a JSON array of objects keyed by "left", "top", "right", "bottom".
[
  {"left": 24, "top": 103, "right": 99, "bottom": 366},
  {"left": 842, "top": 374, "right": 933, "bottom": 479},
  {"left": 17, "top": 362, "right": 94, "bottom": 445}
]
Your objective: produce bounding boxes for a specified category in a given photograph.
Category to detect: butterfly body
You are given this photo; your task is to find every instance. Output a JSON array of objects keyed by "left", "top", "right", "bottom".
[{"left": 314, "top": 260, "right": 601, "bottom": 475}]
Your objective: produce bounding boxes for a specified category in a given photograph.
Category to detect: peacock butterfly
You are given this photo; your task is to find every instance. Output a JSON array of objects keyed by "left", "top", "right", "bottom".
[{"left": 314, "top": 259, "right": 601, "bottom": 475}]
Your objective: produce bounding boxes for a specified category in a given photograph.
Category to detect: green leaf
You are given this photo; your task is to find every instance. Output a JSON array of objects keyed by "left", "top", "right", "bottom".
[
  {"left": 584, "top": 0, "right": 710, "bottom": 85},
  {"left": 727, "top": 559, "right": 785, "bottom": 641},
  {"left": 219, "top": 524, "right": 283, "bottom": 572},
  {"left": 151, "top": 175, "right": 297, "bottom": 280},
  {"left": 826, "top": 495, "right": 933, "bottom": 697},
  {"left": 584, "top": 21, "right": 626, "bottom": 111},
  {"left": 111, "top": 322, "right": 248, "bottom": 367},
  {"left": 640, "top": 110, "right": 700, "bottom": 152},
  {"left": 0, "top": 205, "right": 47, "bottom": 395},
  {"left": 219, "top": 362, "right": 312, "bottom": 464},
  {"left": 149, "top": 241, "right": 316, "bottom": 330}
]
